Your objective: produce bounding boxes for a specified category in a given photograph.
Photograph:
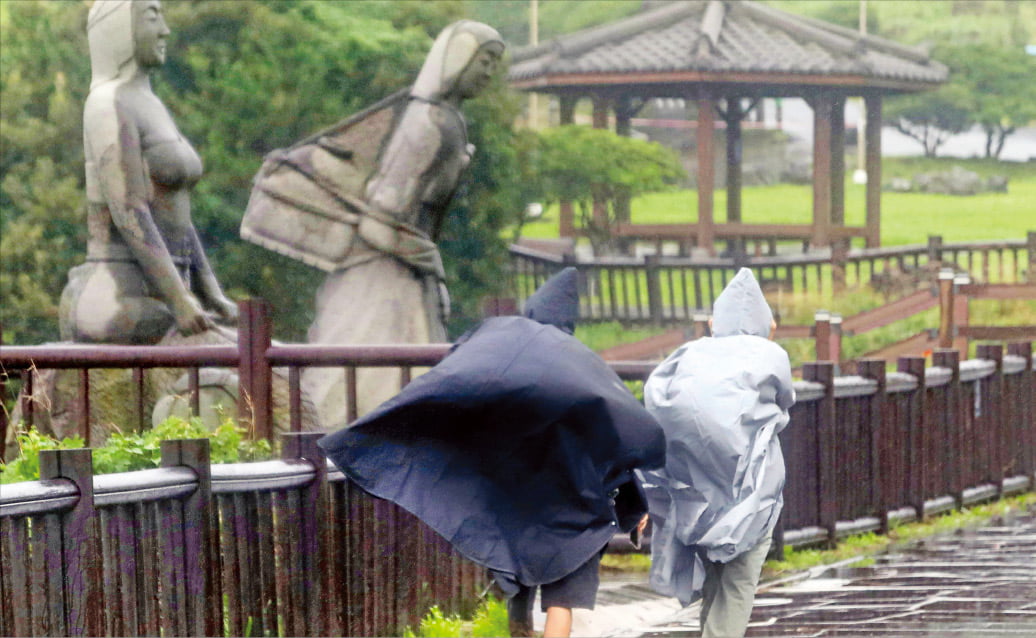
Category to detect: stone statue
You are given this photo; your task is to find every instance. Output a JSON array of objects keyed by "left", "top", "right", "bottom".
[
  {"left": 59, "top": 0, "right": 237, "bottom": 345},
  {"left": 241, "top": 20, "right": 504, "bottom": 425}
]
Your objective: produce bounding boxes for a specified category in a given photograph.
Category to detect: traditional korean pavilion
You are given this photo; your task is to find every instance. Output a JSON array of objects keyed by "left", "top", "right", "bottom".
[{"left": 508, "top": 0, "right": 948, "bottom": 252}]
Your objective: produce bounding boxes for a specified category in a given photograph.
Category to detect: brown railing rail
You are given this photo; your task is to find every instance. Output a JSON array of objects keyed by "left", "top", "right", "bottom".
[
  {"left": 510, "top": 233, "right": 1036, "bottom": 324},
  {"left": 1, "top": 309, "right": 1033, "bottom": 636}
]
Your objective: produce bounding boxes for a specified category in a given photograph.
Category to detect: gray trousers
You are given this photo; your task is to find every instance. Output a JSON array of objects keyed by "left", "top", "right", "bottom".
[{"left": 699, "top": 536, "right": 772, "bottom": 638}]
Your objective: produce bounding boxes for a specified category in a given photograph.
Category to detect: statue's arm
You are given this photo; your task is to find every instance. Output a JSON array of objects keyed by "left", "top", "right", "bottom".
[
  {"left": 86, "top": 95, "right": 213, "bottom": 335},
  {"left": 364, "top": 105, "right": 442, "bottom": 220},
  {"left": 187, "top": 226, "right": 238, "bottom": 324}
]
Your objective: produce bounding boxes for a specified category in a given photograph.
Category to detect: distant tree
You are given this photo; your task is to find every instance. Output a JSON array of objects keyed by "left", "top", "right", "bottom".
[
  {"left": 938, "top": 43, "right": 1036, "bottom": 159},
  {"left": 0, "top": 1, "right": 89, "bottom": 344},
  {"left": 535, "top": 126, "right": 684, "bottom": 255},
  {"left": 884, "top": 85, "right": 972, "bottom": 158}
]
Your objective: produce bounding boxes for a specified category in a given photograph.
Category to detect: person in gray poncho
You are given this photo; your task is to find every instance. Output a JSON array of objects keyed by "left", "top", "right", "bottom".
[{"left": 640, "top": 268, "right": 795, "bottom": 638}]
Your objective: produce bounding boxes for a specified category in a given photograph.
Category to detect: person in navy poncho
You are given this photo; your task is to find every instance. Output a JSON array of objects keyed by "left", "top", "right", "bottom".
[{"left": 318, "top": 267, "right": 665, "bottom": 636}]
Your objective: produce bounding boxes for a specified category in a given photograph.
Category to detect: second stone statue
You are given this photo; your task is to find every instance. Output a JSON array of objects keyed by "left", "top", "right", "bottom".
[{"left": 242, "top": 20, "right": 505, "bottom": 426}]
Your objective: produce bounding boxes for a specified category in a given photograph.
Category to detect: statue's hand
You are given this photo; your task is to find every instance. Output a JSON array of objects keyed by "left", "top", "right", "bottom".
[
  {"left": 174, "top": 296, "right": 215, "bottom": 336},
  {"left": 209, "top": 296, "right": 239, "bottom": 326}
]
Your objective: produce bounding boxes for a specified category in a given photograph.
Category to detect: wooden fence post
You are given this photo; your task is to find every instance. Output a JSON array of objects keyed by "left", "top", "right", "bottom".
[
  {"left": 160, "top": 439, "right": 216, "bottom": 637},
  {"left": 692, "top": 313, "right": 710, "bottom": 339},
  {"left": 281, "top": 432, "right": 328, "bottom": 636},
  {"left": 38, "top": 448, "right": 102, "bottom": 637},
  {"left": 802, "top": 361, "right": 837, "bottom": 546},
  {"left": 897, "top": 356, "right": 928, "bottom": 521},
  {"left": 644, "top": 254, "right": 663, "bottom": 323},
  {"left": 976, "top": 344, "right": 1005, "bottom": 498},
  {"left": 831, "top": 239, "right": 848, "bottom": 293},
  {"left": 927, "top": 235, "right": 943, "bottom": 270},
  {"left": 238, "top": 299, "right": 273, "bottom": 440},
  {"left": 814, "top": 311, "right": 831, "bottom": 363},
  {"left": 932, "top": 349, "right": 963, "bottom": 508},
  {"left": 952, "top": 273, "right": 971, "bottom": 354},
  {"left": 937, "top": 269, "right": 955, "bottom": 349},
  {"left": 1027, "top": 231, "right": 1036, "bottom": 283},
  {"left": 1006, "top": 342, "right": 1034, "bottom": 479},
  {"left": 855, "top": 359, "right": 889, "bottom": 533}
]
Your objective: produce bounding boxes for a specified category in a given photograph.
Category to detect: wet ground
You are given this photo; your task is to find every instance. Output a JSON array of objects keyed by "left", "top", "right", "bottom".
[{"left": 583, "top": 505, "right": 1036, "bottom": 637}]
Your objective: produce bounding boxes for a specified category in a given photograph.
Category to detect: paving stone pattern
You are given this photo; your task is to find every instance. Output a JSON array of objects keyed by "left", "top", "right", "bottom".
[{"left": 631, "top": 508, "right": 1036, "bottom": 637}]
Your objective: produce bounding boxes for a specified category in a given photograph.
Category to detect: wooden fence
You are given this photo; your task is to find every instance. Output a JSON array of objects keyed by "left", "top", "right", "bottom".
[
  {"left": 510, "top": 233, "right": 1036, "bottom": 324},
  {"left": 1, "top": 302, "right": 1033, "bottom": 636},
  {"left": 0, "top": 433, "right": 484, "bottom": 637}
]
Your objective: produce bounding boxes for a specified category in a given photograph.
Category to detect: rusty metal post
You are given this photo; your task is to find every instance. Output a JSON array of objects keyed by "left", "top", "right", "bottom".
[
  {"left": 160, "top": 439, "right": 216, "bottom": 637},
  {"left": 281, "top": 432, "right": 328, "bottom": 635},
  {"left": 937, "top": 269, "right": 955, "bottom": 349},
  {"left": 39, "top": 448, "right": 102, "bottom": 637},
  {"left": 976, "top": 344, "right": 1005, "bottom": 498},
  {"left": 803, "top": 361, "right": 837, "bottom": 546},
  {"left": 855, "top": 358, "right": 889, "bottom": 533},
  {"left": 898, "top": 356, "right": 928, "bottom": 521}
]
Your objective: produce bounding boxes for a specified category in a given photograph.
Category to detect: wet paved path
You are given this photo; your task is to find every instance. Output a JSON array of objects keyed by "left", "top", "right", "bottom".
[{"left": 586, "top": 505, "right": 1036, "bottom": 637}]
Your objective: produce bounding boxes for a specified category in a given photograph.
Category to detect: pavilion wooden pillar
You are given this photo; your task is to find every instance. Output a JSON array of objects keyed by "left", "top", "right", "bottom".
[
  {"left": 722, "top": 98, "right": 745, "bottom": 258},
  {"left": 865, "top": 95, "right": 882, "bottom": 247},
  {"left": 591, "top": 95, "right": 610, "bottom": 228},
  {"left": 695, "top": 94, "right": 716, "bottom": 255},
  {"left": 830, "top": 96, "right": 846, "bottom": 229},
  {"left": 830, "top": 95, "right": 847, "bottom": 290},
  {"left": 558, "top": 95, "right": 578, "bottom": 238},
  {"left": 614, "top": 96, "right": 640, "bottom": 226},
  {"left": 810, "top": 95, "right": 833, "bottom": 248}
]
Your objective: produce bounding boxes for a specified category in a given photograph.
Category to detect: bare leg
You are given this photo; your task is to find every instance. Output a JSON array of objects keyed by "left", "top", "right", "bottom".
[{"left": 543, "top": 607, "right": 572, "bottom": 638}]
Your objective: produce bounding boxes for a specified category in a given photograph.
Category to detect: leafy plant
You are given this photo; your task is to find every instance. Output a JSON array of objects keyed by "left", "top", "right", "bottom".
[
  {"left": 0, "top": 416, "right": 272, "bottom": 483},
  {"left": 403, "top": 599, "right": 509, "bottom": 638}
]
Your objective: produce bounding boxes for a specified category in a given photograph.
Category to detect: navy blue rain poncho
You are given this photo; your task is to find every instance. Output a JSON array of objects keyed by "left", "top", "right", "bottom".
[
  {"left": 640, "top": 267, "right": 796, "bottom": 606},
  {"left": 318, "top": 267, "right": 665, "bottom": 593}
]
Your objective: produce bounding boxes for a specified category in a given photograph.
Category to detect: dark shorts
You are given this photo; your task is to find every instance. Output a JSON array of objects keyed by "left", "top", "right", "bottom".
[{"left": 539, "top": 551, "right": 602, "bottom": 611}]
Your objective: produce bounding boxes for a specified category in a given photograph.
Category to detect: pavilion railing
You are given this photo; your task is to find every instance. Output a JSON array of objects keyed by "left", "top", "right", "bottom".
[{"left": 510, "top": 233, "right": 1036, "bottom": 324}]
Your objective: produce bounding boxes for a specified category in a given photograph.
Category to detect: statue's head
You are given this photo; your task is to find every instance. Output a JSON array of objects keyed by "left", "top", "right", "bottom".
[
  {"left": 412, "top": 21, "right": 505, "bottom": 103},
  {"left": 87, "top": 0, "right": 170, "bottom": 88}
]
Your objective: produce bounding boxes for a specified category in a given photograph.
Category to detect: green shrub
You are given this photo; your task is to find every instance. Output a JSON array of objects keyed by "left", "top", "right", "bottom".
[
  {"left": 0, "top": 416, "right": 272, "bottom": 483},
  {"left": 403, "top": 599, "right": 509, "bottom": 638}
]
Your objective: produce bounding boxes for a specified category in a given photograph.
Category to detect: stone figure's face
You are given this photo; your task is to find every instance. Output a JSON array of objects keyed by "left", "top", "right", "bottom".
[
  {"left": 453, "top": 43, "right": 503, "bottom": 100},
  {"left": 133, "top": 0, "right": 170, "bottom": 68}
]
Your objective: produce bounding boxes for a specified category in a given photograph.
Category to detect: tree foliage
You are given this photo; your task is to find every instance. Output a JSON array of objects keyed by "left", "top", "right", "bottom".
[
  {"left": 1, "top": 0, "right": 528, "bottom": 344},
  {"left": 937, "top": 43, "right": 1036, "bottom": 159},
  {"left": 535, "top": 126, "right": 684, "bottom": 254},
  {"left": 884, "top": 86, "right": 972, "bottom": 158}
]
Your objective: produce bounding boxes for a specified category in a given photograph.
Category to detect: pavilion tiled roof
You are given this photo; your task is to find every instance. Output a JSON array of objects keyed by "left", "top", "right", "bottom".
[{"left": 510, "top": 0, "right": 948, "bottom": 91}]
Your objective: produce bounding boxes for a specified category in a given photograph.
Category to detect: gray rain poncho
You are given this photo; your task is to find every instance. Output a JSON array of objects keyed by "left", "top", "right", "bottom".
[{"left": 641, "top": 268, "right": 795, "bottom": 606}]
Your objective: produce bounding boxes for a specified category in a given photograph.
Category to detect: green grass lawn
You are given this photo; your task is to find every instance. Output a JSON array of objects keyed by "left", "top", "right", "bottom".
[{"left": 517, "top": 159, "right": 1036, "bottom": 247}]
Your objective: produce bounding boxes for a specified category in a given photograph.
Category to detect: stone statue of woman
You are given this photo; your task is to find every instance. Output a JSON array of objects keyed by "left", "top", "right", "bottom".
[
  {"left": 60, "top": 0, "right": 237, "bottom": 345},
  {"left": 294, "top": 21, "right": 505, "bottom": 424}
]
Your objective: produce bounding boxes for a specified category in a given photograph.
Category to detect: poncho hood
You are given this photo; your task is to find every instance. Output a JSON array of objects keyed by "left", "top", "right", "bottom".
[
  {"left": 711, "top": 268, "right": 773, "bottom": 338},
  {"left": 523, "top": 267, "right": 578, "bottom": 334}
]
